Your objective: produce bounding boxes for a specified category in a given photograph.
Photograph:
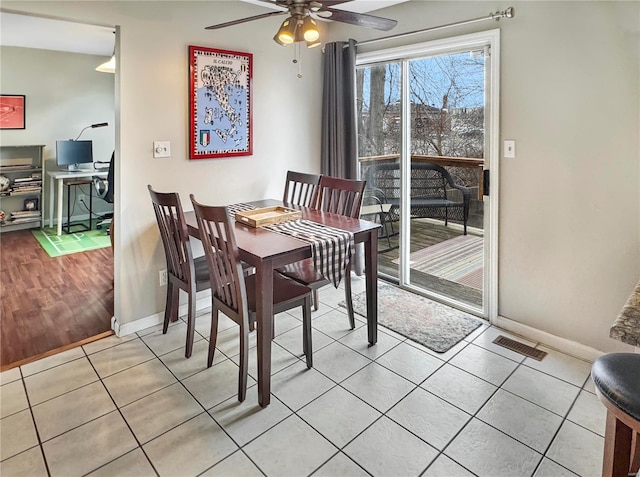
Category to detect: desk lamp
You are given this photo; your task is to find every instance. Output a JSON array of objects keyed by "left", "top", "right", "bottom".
[{"left": 74, "top": 122, "right": 108, "bottom": 141}]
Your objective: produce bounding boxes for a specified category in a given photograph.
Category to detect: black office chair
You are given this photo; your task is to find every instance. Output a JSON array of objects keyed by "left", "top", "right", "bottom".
[{"left": 94, "top": 151, "right": 114, "bottom": 231}]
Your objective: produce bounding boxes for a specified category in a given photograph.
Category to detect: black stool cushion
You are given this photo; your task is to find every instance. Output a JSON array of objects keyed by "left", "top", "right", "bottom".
[{"left": 591, "top": 353, "right": 640, "bottom": 422}]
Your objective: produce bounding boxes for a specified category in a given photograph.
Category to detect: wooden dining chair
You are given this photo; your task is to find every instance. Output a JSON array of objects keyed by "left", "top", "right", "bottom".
[
  {"left": 148, "top": 185, "right": 209, "bottom": 359},
  {"left": 277, "top": 175, "right": 366, "bottom": 329},
  {"left": 282, "top": 170, "right": 321, "bottom": 207},
  {"left": 190, "top": 194, "right": 313, "bottom": 402}
]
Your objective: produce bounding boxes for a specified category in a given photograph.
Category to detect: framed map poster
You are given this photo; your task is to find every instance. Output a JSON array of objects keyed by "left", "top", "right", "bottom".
[{"left": 189, "top": 46, "right": 252, "bottom": 159}]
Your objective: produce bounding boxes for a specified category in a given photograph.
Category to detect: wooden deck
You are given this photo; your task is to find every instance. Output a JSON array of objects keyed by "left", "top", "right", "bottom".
[{"left": 374, "top": 217, "right": 484, "bottom": 309}]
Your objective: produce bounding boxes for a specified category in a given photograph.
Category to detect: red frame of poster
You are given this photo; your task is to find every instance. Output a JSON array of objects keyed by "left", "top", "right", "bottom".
[
  {"left": 0, "top": 95, "right": 26, "bottom": 130},
  {"left": 188, "top": 45, "right": 253, "bottom": 160}
]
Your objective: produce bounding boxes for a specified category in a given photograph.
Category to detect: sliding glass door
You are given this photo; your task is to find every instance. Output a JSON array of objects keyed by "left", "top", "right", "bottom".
[{"left": 356, "top": 32, "right": 499, "bottom": 318}]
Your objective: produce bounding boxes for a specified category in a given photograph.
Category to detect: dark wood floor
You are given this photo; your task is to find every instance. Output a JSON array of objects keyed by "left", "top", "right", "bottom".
[{"left": 0, "top": 229, "right": 113, "bottom": 369}]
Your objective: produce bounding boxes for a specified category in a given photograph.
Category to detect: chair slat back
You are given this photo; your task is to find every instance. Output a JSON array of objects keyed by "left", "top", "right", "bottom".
[
  {"left": 283, "top": 171, "right": 321, "bottom": 207},
  {"left": 190, "top": 195, "right": 248, "bottom": 317},
  {"left": 148, "top": 185, "right": 193, "bottom": 284},
  {"left": 313, "top": 176, "right": 366, "bottom": 218}
]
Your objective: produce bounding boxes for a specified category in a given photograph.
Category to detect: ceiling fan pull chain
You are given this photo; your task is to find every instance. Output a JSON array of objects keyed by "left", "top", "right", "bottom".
[{"left": 293, "top": 42, "right": 302, "bottom": 78}]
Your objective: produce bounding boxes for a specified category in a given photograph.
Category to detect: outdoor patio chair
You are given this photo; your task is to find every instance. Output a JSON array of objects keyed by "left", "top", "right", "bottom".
[
  {"left": 360, "top": 190, "right": 396, "bottom": 253},
  {"left": 364, "top": 162, "right": 471, "bottom": 234}
]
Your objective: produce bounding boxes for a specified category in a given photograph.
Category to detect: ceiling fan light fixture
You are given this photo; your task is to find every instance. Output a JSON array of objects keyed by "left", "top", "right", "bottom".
[
  {"left": 276, "top": 17, "right": 296, "bottom": 45},
  {"left": 273, "top": 32, "right": 287, "bottom": 46},
  {"left": 301, "top": 17, "right": 319, "bottom": 42},
  {"left": 293, "top": 21, "right": 305, "bottom": 43}
]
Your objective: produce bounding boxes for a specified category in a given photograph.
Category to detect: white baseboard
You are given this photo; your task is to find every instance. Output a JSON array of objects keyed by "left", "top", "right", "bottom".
[
  {"left": 51, "top": 211, "right": 111, "bottom": 226},
  {"left": 495, "top": 315, "right": 605, "bottom": 362},
  {"left": 111, "top": 301, "right": 607, "bottom": 362},
  {"left": 112, "top": 296, "right": 211, "bottom": 337}
]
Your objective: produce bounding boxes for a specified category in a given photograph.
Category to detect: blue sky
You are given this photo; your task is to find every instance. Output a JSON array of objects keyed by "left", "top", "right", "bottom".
[{"left": 359, "top": 51, "right": 485, "bottom": 110}]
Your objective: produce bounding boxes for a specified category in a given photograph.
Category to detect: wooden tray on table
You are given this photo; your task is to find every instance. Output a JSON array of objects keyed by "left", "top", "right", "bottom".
[{"left": 235, "top": 206, "right": 302, "bottom": 228}]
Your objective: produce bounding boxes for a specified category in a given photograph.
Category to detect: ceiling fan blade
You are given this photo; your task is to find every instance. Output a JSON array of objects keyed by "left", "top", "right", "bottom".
[
  {"left": 320, "top": 7, "right": 397, "bottom": 31},
  {"left": 315, "top": 0, "right": 353, "bottom": 6},
  {"left": 205, "top": 11, "right": 286, "bottom": 30},
  {"left": 253, "top": 0, "right": 352, "bottom": 12},
  {"left": 253, "top": 0, "right": 290, "bottom": 9}
]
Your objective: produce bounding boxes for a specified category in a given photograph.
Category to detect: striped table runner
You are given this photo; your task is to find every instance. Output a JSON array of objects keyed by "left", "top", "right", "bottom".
[
  {"left": 266, "top": 220, "right": 355, "bottom": 288},
  {"left": 226, "top": 202, "right": 255, "bottom": 216}
]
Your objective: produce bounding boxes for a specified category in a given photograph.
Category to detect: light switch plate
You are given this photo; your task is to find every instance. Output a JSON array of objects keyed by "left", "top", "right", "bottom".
[
  {"left": 504, "top": 140, "right": 516, "bottom": 158},
  {"left": 153, "top": 141, "right": 171, "bottom": 158}
]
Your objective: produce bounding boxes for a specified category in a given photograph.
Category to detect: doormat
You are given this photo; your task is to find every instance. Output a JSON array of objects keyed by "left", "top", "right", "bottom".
[
  {"left": 393, "top": 235, "right": 483, "bottom": 290},
  {"left": 340, "top": 282, "right": 484, "bottom": 353},
  {"left": 32, "top": 221, "right": 111, "bottom": 257}
]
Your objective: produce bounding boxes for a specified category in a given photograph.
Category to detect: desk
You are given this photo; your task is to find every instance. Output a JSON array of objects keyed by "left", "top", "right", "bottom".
[
  {"left": 48, "top": 169, "right": 107, "bottom": 236},
  {"left": 185, "top": 199, "right": 380, "bottom": 407}
]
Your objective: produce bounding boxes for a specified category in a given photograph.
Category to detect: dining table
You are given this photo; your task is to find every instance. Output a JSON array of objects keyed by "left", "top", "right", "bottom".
[{"left": 184, "top": 198, "right": 381, "bottom": 407}]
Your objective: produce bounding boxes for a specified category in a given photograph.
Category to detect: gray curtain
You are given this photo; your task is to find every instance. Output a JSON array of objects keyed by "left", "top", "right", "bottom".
[
  {"left": 321, "top": 39, "right": 365, "bottom": 275},
  {"left": 320, "top": 39, "right": 357, "bottom": 179}
]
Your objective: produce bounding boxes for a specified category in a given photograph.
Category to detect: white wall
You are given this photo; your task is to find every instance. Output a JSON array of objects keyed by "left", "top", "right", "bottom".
[
  {"left": 1, "top": 1, "right": 325, "bottom": 329},
  {"left": 328, "top": 0, "right": 640, "bottom": 353},
  {"left": 4, "top": 1, "right": 637, "bottom": 354},
  {"left": 0, "top": 46, "right": 115, "bottom": 219}
]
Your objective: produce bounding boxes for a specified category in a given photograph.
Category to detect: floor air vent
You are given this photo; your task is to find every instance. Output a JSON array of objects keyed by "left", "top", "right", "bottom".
[{"left": 492, "top": 335, "right": 547, "bottom": 361}]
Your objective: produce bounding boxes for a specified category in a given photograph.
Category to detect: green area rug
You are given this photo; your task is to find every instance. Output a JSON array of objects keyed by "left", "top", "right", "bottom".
[
  {"left": 32, "top": 221, "right": 111, "bottom": 257},
  {"left": 340, "top": 281, "right": 484, "bottom": 353}
]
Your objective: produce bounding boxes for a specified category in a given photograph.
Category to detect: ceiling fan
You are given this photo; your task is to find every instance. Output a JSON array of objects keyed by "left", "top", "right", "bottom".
[{"left": 205, "top": 0, "right": 397, "bottom": 48}]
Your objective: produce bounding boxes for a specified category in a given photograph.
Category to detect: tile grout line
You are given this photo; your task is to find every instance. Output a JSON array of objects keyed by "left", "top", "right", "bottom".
[
  {"left": 78, "top": 330, "right": 260, "bottom": 476},
  {"left": 16, "top": 366, "right": 53, "bottom": 477},
  {"left": 4, "top": 295, "right": 599, "bottom": 477},
  {"left": 532, "top": 373, "right": 601, "bottom": 477},
  {"left": 421, "top": 334, "right": 586, "bottom": 477},
  {"left": 299, "top": 323, "right": 463, "bottom": 476},
  {"left": 417, "top": 335, "right": 505, "bottom": 476},
  {"left": 434, "top": 356, "right": 544, "bottom": 475},
  {"left": 135, "top": 325, "right": 295, "bottom": 477},
  {"left": 18, "top": 314, "right": 484, "bottom": 472},
  {"left": 132, "top": 333, "right": 258, "bottom": 475},
  {"left": 78, "top": 344, "right": 161, "bottom": 477}
]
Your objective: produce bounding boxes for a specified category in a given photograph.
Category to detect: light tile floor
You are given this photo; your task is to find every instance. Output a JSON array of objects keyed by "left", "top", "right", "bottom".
[{"left": 0, "top": 277, "right": 605, "bottom": 477}]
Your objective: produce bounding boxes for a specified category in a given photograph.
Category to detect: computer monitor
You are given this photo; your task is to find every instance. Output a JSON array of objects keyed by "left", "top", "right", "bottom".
[{"left": 56, "top": 140, "right": 93, "bottom": 172}]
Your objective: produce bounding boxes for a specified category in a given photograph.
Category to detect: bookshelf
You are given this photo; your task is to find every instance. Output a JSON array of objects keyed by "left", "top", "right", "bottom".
[{"left": 0, "top": 145, "right": 45, "bottom": 232}]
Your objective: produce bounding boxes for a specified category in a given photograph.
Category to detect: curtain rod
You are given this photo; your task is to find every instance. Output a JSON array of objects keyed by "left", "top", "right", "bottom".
[{"left": 347, "top": 7, "right": 514, "bottom": 48}]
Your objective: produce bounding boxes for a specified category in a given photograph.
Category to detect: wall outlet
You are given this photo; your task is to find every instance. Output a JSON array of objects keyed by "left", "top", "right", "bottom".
[
  {"left": 78, "top": 193, "right": 85, "bottom": 203},
  {"left": 159, "top": 269, "right": 168, "bottom": 286}
]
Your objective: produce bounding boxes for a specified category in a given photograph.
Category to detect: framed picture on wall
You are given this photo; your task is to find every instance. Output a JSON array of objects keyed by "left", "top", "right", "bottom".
[
  {"left": 24, "top": 198, "right": 39, "bottom": 211},
  {"left": 0, "top": 95, "right": 26, "bottom": 130},
  {"left": 188, "top": 45, "right": 252, "bottom": 160}
]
